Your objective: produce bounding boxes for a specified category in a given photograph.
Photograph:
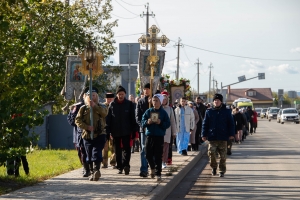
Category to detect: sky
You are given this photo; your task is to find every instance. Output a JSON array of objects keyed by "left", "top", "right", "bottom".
[{"left": 108, "top": 0, "right": 300, "bottom": 93}]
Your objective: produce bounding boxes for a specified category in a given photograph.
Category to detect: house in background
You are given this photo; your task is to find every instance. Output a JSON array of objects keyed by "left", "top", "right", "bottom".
[{"left": 226, "top": 86, "right": 273, "bottom": 108}]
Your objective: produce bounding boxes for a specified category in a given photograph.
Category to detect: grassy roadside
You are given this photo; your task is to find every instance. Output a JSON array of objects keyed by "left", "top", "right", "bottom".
[{"left": 0, "top": 149, "right": 82, "bottom": 195}]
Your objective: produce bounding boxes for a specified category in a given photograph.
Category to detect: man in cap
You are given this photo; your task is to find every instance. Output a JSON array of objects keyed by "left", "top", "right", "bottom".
[
  {"left": 136, "top": 83, "right": 152, "bottom": 177},
  {"left": 141, "top": 94, "right": 170, "bottom": 181},
  {"left": 75, "top": 87, "right": 108, "bottom": 181},
  {"left": 201, "top": 93, "right": 235, "bottom": 177},
  {"left": 106, "top": 86, "right": 136, "bottom": 175},
  {"left": 101, "top": 93, "right": 116, "bottom": 168}
]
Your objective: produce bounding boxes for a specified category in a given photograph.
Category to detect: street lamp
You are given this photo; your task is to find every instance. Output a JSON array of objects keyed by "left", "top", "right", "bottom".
[{"left": 85, "top": 41, "right": 96, "bottom": 140}]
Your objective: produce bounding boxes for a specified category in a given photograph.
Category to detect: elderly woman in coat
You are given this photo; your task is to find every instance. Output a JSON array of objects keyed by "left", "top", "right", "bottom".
[
  {"left": 188, "top": 101, "right": 199, "bottom": 151},
  {"left": 161, "top": 94, "right": 177, "bottom": 168}
]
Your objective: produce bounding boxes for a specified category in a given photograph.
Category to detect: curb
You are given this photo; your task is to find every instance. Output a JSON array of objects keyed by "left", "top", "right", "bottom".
[{"left": 149, "top": 144, "right": 208, "bottom": 200}]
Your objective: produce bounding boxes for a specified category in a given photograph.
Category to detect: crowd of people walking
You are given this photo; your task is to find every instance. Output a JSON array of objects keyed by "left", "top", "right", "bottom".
[{"left": 66, "top": 84, "right": 258, "bottom": 182}]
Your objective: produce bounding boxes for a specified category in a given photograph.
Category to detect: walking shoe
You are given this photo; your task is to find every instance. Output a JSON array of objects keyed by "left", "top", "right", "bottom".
[
  {"left": 89, "top": 170, "right": 101, "bottom": 181},
  {"left": 212, "top": 168, "right": 217, "bottom": 176},
  {"left": 219, "top": 172, "right": 224, "bottom": 177},
  {"left": 181, "top": 150, "right": 188, "bottom": 156},
  {"left": 118, "top": 169, "right": 123, "bottom": 174},
  {"left": 156, "top": 176, "right": 162, "bottom": 181},
  {"left": 162, "top": 162, "right": 167, "bottom": 169},
  {"left": 139, "top": 171, "right": 148, "bottom": 177},
  {"left": 150, "top": 169, "right": 155, "bottom": 179},
  {"left": 124, "top": 166, "right": 130, "bottom": 175},
  {"left": 227, "top": 150, "right": 232, "bottom": 155}
]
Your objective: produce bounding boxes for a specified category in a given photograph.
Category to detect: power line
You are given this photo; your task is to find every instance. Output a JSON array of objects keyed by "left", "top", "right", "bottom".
[
  {"left": 115, "top": 0, "right": 139, "bottom": 16},
  {"left": 111, "top": 13, "right": 140, "bottom": 19},
  {"left": 183, "top": 43, "right": 300, "bottom": 62},
  {"left": 119, "top": 0, "right": 145, "bottom": 6},
  {"left": 165, "top": 58, "right": 177, "bottom": 62},
  {"left": 115, "top": 33, "right": 144, "bottom": 37},
  {"left": 183, "top": 47, "right": 192, "bottom": 62}
]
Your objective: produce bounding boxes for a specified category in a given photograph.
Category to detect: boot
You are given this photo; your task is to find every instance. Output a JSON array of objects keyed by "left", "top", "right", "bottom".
[
  {"left": 134, "top": 140, "right": 140, "bottom": 152},
  {"left": 89, "top": 163, "right": 94, "bottom": 174},
  {"left": 82, "top": 163, "right": 90, "bottom": 177},
  {"left": 89, "top": 162, "right": 101, "bottom": 181},
  {"left": 150, "top": 169, "right": 155, "bottom": 179}
]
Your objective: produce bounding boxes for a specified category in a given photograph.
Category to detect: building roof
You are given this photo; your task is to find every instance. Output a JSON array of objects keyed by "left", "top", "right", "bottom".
[{"left": 227, "top": 88, "right": 273, "bottom": 102}]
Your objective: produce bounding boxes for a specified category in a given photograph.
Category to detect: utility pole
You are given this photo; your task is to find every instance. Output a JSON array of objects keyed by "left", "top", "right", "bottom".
[
  {"left": 140, "top": 3, "right": 155, "bottom": 51},
  {"left": 212, "top": 77, "right": 216, "bottom": 94},
  {"left": 194, "top": 58, "right": 202, "bottom": 95},
  {"left": 208, "top": 63, "right": 213, "bottom": 102},
  {"left": 127, "top": 44, "right": 132, "bottom": 97},
  {"left": 174, "top": 37, "right": 183, "bottom": 80}
]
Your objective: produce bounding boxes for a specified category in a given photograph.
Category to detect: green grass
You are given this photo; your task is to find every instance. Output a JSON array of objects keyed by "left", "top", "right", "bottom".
[{"left": 0, "top": 149, "right": 82, "bottom": 195}]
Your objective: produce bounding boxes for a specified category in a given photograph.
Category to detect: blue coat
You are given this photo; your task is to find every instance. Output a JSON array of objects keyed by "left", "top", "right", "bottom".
[
  {"left": 201, "top": 104, "right": 235, "bottom": 141},
  {"left": 141, "top": 106, "right": 171, "bottom": 137}
]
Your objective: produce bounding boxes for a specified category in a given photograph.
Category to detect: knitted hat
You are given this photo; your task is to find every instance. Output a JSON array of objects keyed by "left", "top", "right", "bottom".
[
  {"left": 161, "top": 91, "right": 169, "bottom": 96},
  {"left": 153, "top": 94, "right": 164, "bottom": 105},
  {"left": 105, "top": 93, "right": 114, "bottom": 98},
  {"left": 143, "top": 83, "right": 150, "bottom": 89},
  {"left": 116, "top": 86, "right": 126, "bottom": 94},
  {"left": 213, "top": 93, "right": 223, "bottom": 102}
]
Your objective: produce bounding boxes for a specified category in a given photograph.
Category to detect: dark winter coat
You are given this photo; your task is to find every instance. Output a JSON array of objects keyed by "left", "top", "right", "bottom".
[
  {"left": 233, "top": 112, "right": 246, "bottom": 131},
  {"left": 106, "top": 98, "right": 136, "bottom": 138},
  {"left": 201, "top": 104, "right": 235, "bottom": 141},
  {"left": 136, "top": 96, "right": 150, "bottom": 132}
]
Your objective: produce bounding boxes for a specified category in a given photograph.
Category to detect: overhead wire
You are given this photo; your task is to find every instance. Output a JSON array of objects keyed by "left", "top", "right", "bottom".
[
  {"left": 111, "top": 13, "right": 140, "bottom": 19},
  {"left": 119, "top": 0, "right": 145, "bottom": 6},
  {"left": 115, "top": 0, "right": 140, "bottom": 16},
  {"left": 183, "top": 43, "right": 300, "bottom": 62},
  {"left": 115, "top": 33, "right": 144, "bottom": 37}
]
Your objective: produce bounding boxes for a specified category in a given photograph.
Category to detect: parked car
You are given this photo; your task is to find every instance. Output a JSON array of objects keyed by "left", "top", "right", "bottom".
[
  {"left": 260, "top": 108, "right": 268, "bottom": 118},
  {"left": 266, "top": 107, "right": 278, "bottom": 120},
  {"left": 277, "top": 108, "right": 299, "bottom": 124},
  {"left": 255, "top": 108, "right": 262, "bottom": 117},
  {"left": 267, "top": 108, "right": 280, "bottom": 121}
]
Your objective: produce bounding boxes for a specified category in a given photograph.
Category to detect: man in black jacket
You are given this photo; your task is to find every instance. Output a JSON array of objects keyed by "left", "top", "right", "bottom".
[
  {"left": 195, "top": 96, "right": 206, "bottom": 149},
  {"left": 106, "top": 86, "right": 136, "bottom": 175},
  {"left": 136, "top": 83, "right": 151, "bottom": 177}
]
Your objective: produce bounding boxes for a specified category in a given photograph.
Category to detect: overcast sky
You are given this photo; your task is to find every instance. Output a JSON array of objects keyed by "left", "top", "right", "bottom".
[{"left": 109, "top": 0, "right": 300, "bottom": 93}]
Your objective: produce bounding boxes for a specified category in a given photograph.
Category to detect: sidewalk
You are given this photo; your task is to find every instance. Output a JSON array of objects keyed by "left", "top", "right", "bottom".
[{"left": 1, "top": 145, "right": 207, "bottom": 200}]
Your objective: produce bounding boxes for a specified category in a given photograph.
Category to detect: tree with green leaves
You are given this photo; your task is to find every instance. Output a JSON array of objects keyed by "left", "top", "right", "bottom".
[{"left": 0, "top": 0, "right": 118, "bottom": 166}]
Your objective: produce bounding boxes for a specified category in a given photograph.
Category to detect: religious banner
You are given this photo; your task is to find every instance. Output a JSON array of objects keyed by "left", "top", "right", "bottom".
[
  {"left": 170, "top": 86, "right": 185, "bottom": 104},
  {"left": 61, "top": 55, "right": 87, "bottom": 102},
  {"left": 160, "top": 75, "right": 192, "bottom": 104},
  {"left": 138, "top": 50, "right": 166, "bottom": 95}
]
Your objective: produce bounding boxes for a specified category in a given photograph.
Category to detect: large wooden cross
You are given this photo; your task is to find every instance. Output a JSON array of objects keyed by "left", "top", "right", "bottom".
[{"left": 138, "top": 25, "right": 169, "bottom": 107}]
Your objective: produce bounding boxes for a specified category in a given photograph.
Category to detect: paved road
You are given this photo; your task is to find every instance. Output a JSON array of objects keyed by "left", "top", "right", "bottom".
[{"left": 167, "top": 119, "right": 300, "bottom": 199}]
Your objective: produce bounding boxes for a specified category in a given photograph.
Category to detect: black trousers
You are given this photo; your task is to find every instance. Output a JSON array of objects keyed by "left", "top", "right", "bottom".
[
  {"left": 249, "top": 120, "right": 254, "bottom": 133},
  {"left": 75, "top": 144, "right": 87, "bottom": 165},
  {"left": 114, "top": 135, "right": 131, "bottom": 170},
  {"left": 167, "top": 134, "right": 173, "bottom": 161},
  {"left": 7, "top": 156, "right": 29, "bottom": 176},
  {"left": 145, "top": 136, "right": 164, "bottom": 176}
]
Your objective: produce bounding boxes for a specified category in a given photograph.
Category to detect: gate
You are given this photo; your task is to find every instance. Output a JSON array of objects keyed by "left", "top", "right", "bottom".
[{"left": 47, "top": 114, "right": 74, "bottom": 149}]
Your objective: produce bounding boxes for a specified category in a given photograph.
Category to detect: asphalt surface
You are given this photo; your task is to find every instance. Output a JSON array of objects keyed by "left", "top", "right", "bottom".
[{"left": 167, "top": 119, "right": 300, "bottom": 199}]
